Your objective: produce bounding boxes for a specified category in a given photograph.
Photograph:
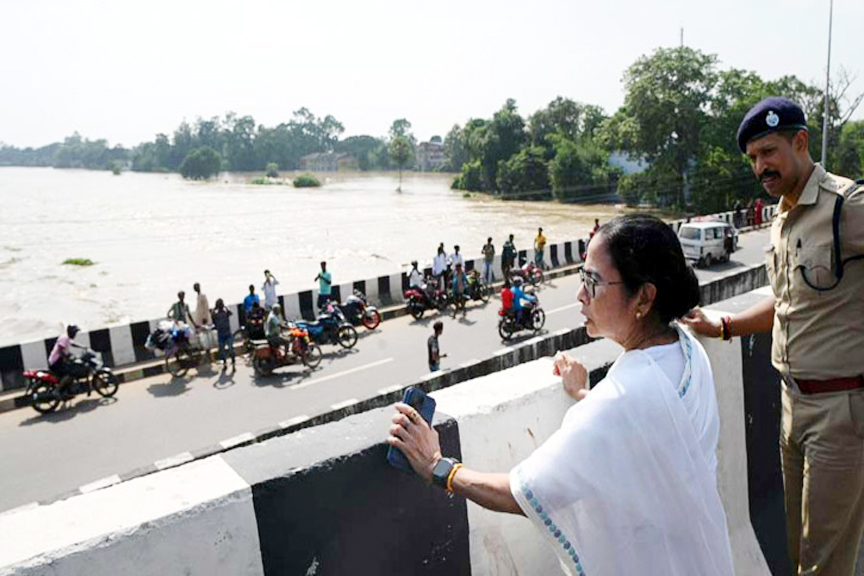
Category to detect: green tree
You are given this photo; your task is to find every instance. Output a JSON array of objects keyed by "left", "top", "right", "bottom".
[
  {"left": 496, "top": 145, "right": 550, "bottom": 200},
  {"left": 179, "top": 146, "right": 221, "bottom": 180},
  {"left": 443, "top": 124, "right": 468, "bottom": 172},
  {"left": 389, "top": 135, "right": 412, "bottom": 191},
  {"left": 602, "top": 47, "right": 719, "bottom": 207},
  {"left": 836, "top": 120, "right": 864, "bottom": 178},
  {"left": 549, "top": 137, "right": 619, "bottom": 203},
  {"left": 265, "top": 162, "right": 279, "bottom": 178}
]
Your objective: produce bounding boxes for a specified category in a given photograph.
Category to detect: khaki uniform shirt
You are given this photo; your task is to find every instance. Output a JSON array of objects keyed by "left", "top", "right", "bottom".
[{"left": 766, "top": 164, "right": 864, "bottom": 381}]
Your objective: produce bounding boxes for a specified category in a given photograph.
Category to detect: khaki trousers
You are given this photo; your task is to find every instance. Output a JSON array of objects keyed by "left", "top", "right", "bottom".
[{"left": 781, "top": 384, "right": 864, "bottom": 575}]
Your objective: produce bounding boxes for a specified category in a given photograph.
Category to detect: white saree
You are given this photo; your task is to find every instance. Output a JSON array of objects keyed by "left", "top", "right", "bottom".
[{"left": 510, "top": 327, "right": 734, "bottom": 575}]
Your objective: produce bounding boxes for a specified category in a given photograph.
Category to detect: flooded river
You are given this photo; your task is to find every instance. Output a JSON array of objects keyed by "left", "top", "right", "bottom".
[{"left": 0, "top": 167, "right": 621, "bottom": 345}]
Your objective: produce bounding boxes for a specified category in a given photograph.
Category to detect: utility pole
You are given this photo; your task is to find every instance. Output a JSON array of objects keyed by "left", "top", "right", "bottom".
[
  {"left": 821, "top": 0, "right": 833, "bottom": 168},
  {"left": 680, "top": 27, "right": 684, "bottom": 48}
]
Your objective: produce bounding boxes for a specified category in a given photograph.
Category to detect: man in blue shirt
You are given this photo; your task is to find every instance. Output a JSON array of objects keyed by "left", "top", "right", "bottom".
[
  {"left": 243, "top": 285, "right": 260, "bottom": 314},
  {"left": 511, "top": 277, "right": 536, "bottom": 327},
  {"left": 315, "top": 261, "right": 333, "bottom": 311}
]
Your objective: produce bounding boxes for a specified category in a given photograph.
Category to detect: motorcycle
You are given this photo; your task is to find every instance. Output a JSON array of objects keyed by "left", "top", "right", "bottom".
[
  {"left": 497, "top": 302, "right": 546, "bottom": 340},
  {"left": 233, "top": 315, "right": 266, "bottom": 355},
  {"left": 24, "top": 349, "right": 119, "bottom": 414},
  {"left": 403, "top": 277, "right": 448, "bottom": 320},
  {"left": 330, "top": 291, "right": 381, "bottom": 330},
  {"left": 294, "top": 312, "right": 358, "bottom": 349},
  {"left": 252, "top": 325, "right": 323, "bottom": 376},
  {"left": 466, "top": 270, "right": 493, "bottom": 303},
  {"left": 509, "top": 261, "right": 544, "bottom": 287}
]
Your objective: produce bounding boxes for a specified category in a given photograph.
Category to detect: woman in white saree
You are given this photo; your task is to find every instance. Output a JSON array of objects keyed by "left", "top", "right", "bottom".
[{"left": 388, "top": 215, "right": 734, "bottom": 575}]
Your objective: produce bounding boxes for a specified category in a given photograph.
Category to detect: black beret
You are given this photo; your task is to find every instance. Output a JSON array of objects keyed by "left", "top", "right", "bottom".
[{"left": 736, "top": 96, "right": 808, "bottom": 152}]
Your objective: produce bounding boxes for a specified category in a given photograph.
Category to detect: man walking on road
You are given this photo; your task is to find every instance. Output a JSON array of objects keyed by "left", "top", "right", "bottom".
[
  {"left": 684, "top": 96, "right": 864, "bottom": 575},
  {"left": 314, "top": 261, "right": 332, "bottom": 311},
  {"left": 427, "top": 321, "right": 446, "bottom": 372},
  {"left": 482, "top": 237, "right": 495, "bottom": 283}
]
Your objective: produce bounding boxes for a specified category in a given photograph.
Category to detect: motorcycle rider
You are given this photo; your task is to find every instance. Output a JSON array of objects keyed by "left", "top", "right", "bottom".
[
  {"left": 48, "top": 325, "right": 86, "bottom": 397},
  {"left": 511, "top": 276, "right": 537, "bottom": 328},
  {"left": 265, "top": 304, "right": 290, "bottom": 352}
]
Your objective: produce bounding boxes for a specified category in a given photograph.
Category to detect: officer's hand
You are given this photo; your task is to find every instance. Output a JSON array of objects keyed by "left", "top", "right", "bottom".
[
  {"left": 553, "top": 352, "right": 588, "bottom": 400},
  {"left": 681, "top": 307, "right": 721, "bottom": 338}
]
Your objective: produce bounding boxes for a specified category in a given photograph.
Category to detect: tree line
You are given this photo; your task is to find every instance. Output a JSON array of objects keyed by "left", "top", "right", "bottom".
[
  {"left": 1, "top": 46, "right": 862, "bottom": 212},
  {"left": 447, "top": 47, "right": 863, "bottom": 212}
]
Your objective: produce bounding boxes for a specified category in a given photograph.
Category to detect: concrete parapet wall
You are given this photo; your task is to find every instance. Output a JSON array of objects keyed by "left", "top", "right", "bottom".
[{"left": 0, "top": 302, "right": 787, "bottom": 574}]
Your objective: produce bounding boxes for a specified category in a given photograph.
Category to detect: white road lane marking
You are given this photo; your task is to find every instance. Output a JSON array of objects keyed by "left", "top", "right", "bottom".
[
  {"left": 154, "top": 452, "right": 194, "bottom": 470},
  {"left": 377, "top": 384, "right": 404, "bottom": 396},
  {"left": 291, "top": 357, "right": 395, "bottom": 391},
  {"left": 331, "top": 398, "right": 359, "bottom": 411},
  {"left": 279, "top": 415, "right": 310, "bottom": 428},
  {"left": 220, "top": 432, "right": 255, "bottom": 450},
  {"left": 79, "top": 474, "right": 122, "bottom": 494}
]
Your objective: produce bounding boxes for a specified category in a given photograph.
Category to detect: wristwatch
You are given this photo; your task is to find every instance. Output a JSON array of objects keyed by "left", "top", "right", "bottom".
[{"left": 431, "top": 457, "right": 460, "bottom": 489}]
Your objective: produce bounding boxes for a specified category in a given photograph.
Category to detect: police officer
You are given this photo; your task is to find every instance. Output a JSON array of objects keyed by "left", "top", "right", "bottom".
[{"left": 685, "top": 96, "right": 864, "bottom": 574}]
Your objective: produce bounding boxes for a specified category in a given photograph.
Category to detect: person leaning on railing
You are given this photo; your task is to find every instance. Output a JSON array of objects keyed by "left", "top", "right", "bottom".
[
  {"left": 389, "top": 215, "right": 735, "bottom": 574},
  {"left": 684, "top": 96, "right": 864, "bottom": 575}
]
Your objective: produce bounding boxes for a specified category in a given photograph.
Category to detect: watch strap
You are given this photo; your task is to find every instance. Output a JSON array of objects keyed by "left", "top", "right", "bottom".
[{"left": 432, "top": 457, "right": 459, "bottom": 489}]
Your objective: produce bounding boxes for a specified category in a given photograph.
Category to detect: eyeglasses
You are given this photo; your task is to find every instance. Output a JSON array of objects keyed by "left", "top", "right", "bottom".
[{"left": 579, "top": 267, "right": 624, "bottom": 298}]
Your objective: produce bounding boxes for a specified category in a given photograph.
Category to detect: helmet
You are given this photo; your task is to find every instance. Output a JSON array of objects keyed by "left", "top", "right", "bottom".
[
  {"left": 512, "top": 276, "right": 523, "bottom": 287},
  {"left": 67, "top": 325, "right": 80, "bottom": 337},
  {"left": 271, "top": 304, "right": 282, "bottom": 312}
]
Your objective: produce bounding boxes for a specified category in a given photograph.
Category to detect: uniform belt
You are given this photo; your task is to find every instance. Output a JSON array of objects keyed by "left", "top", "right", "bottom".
[{"left": 795, "top": 376, "right": 864, "bottom": 394}]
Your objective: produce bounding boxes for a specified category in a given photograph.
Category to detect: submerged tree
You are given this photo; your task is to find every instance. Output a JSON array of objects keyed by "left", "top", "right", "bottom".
[{"left": 179, "top": 146, "right": 221, "bottom": 180}]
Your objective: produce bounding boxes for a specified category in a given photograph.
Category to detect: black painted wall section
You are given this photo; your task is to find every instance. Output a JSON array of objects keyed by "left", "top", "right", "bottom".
[
  {"left": 298, "top": 291, "right": 315, "bottom": 320},
  {"left": 130, "top": 321, "right": 154, "bottom": 363},
  {"left": 564, "top": 242, "right": 574, "bottom": 264},
  {"left": 550, "top": 244, "right": 560, "bottom": 267},
  {"left": 377, "top": 276, "right": 392, "bottom": 306},
  {"left": 88, "top": 329, "right": 113, "bottom": 367},
  {"left": 0, "top": 345, "right": 24, "bottom": 390},
  {"left": 247, "top": 418, "right": 470, "bottom": 576},
  {"left": 741, "top": 332, "right": 792, "bottom": 576}
]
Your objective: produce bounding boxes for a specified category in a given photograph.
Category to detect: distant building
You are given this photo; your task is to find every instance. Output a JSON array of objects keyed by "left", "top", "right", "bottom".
[
  {"left": 299, "top": 152, "right": 358, "bottom": 172},
  {"left": 415, "top": 141, "right": 446, "bottom": 172}
]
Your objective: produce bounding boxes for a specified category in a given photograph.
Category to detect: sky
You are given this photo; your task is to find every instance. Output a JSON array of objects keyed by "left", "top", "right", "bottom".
[{"left": 1, "top": 0, "right": 862, "bottom": 149}]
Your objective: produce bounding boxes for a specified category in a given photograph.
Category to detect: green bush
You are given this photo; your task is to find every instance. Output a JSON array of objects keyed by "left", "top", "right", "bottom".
[
  {"left": 293, "top": 173, "right": 321, "bottom": 188},
  {"left": 179, "top": 146, "right": 222, "bottom": 180},
  {"left": 63, "top": 258, "right": 95, "bottom": 266},
  {"left": 452, "top": 159, "right": 485, "bottom": 191},
  {"left": 111, "top": 161, "right": 123, "bottom": 175},
  {"left": 265, "top": 162, "right": 279, "bottom": 178}
]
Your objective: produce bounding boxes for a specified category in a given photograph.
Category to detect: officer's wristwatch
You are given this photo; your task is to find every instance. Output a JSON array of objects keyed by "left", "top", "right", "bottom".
[{"left": 431, "top": 457, "right": 460, "bottom": 489}]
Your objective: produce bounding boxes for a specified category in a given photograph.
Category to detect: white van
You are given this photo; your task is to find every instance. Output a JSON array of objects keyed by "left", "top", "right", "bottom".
[{"left": 677, "top": 221, "right": 738, "bottom": 268}]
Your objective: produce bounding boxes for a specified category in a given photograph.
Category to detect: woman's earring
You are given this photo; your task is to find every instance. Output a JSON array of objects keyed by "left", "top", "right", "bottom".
[{"left": 635, "top": 312, "right": 642, "bottom": 319}]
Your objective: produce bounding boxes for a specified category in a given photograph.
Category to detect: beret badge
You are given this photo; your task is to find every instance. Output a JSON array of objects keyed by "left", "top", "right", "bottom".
[{"left": 766, "top": 111, "right": 780, "bottom": 128}]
